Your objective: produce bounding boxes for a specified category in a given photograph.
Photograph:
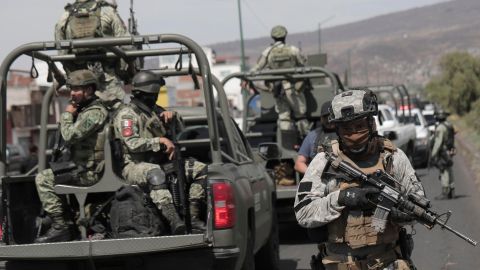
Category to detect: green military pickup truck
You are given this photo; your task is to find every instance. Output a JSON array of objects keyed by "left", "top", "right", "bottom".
[
  {"left": 0, "top": 34, "right": 278, "bottom": 270},
  {"left": 222, "top": 68, "right": 342, "bottom": 223}
]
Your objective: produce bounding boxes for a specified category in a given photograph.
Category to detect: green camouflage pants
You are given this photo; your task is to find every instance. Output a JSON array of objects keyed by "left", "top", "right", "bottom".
[
  {"left": 97, "top": 69, "right": 125, "bottom": 102},
  {"left": 35, "top": 168, "right": 98, "bottom": 215},
  {"left": 122, "top": 160, "right": 207, "bottom": 210},
  {"left": 275, "top": 81, "right": 309, "bottom": 137}
]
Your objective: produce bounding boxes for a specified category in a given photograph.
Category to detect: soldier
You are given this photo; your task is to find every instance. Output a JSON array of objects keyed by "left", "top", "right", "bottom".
[
  {"left": 295, "top": 90, "right": 425, "bottom": 270},
  {"left": 431, "top": 111, "right": 456, "bottom": 200},
  {"left": 55, "top": 0, "right": 131, "bottom": 102},
  {"left": 251, "top": 25, "right": 310, "bottom": 139},
  {"left": 113, "top": 71, "right": 206, "bottom": 234},
  {"left": 295, "top": 101, "right": 335, "bottom": 174},
  {"left": 35, "top": 70, "right": 109, "bottom": 243}
]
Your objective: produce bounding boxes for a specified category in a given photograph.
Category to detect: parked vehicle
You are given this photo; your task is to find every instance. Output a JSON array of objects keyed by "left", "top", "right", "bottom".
[
  {"left": 0, "top": 34, "right": 278, "bottom": 270},
  {"left": 399, "top": 108, "right": 431, "bottom": 167},
  {"left": 5, "top": 144, "right": 27, "bottom": 175},
  {"left": 374, "top": 104, "right": 417, "bottom": 160}
]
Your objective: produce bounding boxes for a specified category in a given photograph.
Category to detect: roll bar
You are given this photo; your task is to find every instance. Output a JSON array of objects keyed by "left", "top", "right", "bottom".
[{"left": 0, "top": 34, "right": 221, "bottom": 176}]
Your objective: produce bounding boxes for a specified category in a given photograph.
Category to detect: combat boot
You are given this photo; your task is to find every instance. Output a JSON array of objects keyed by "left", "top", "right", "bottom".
[
  {"left": 435, "top": 187, "right": 449, "bottom": 200},
  {"left": 190, "top": 200, "right": 206, "bottom": 233},
  {"left": 162, "top": 203, "right": 186, "bottom": 235},
  {"left": 448, "top": 187, "right": 455, "bottom": 199},
  {"left": 35, "top": 214, "right": 72, "bottom": 243}
]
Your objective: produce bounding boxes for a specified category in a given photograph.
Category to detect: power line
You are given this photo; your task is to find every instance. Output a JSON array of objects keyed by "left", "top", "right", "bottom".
[{"left": 242, "top": 0, "right": 269, "bottom": 32}]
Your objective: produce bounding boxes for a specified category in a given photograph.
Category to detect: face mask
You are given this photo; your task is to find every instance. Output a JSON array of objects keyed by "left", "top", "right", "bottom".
[{"left": 339, "top": 128, "right": 370, "bottom": 153}]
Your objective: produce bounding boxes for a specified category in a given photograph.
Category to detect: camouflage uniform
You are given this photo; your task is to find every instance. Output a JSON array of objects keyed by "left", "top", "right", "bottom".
[
  {"left": 431, "top": 120, "right": 455, "bottom": 199},
  {"left": 36, "top": 100, "right": 108, "bottom": 216},
  {"left": 55, "top": 0, "right": 130, "bottom": 101},
  {"left": 113, "top": 100, "right": 206, "bottom": 222},
  {"left": 295, "top": 90, "right": 424, "bottom": 270},
  {"left": 251, "top": 26, "right": 309, "bottom": 137}
]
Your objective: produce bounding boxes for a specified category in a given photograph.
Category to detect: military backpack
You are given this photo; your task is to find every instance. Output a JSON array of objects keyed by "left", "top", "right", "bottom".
[
  {"left": 109, "top": 185, "right": 165, "bottom": 238},
  {"left": 267, "top": 44, "right": 297, "bottom": 69}
]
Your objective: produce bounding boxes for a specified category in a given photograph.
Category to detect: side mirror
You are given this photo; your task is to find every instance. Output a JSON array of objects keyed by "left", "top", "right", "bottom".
[
  {"left": 384, "top": 131, "right": 398, "bottom": 141},
  {"left": 258, "top": 143, "right": 282, "bottom": 160}
]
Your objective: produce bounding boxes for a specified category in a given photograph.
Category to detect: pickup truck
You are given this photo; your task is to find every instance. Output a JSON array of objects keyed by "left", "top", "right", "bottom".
[
  {"left": 0, "top": 34, "right": 278, "bottom": 270},
  {"left": 221, "top": 68, "right": 342, "bottom": 223},
  {"left": 375, "top": 104, "right": 417, "bottom": 160},
  {"left": 399, "top": 108, "right": 431, "bottom": 167}
]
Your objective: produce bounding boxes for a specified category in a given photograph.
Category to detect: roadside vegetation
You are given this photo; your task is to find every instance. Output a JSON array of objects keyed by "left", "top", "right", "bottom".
[{"left": 425, "top": 51, "right": 480, "bottom": 184}]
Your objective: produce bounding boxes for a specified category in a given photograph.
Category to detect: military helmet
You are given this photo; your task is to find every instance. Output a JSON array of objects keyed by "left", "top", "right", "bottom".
[
  {"left": 329, "top": 89, "right": 378, "bottom": 123},
  {"left": 132, "top": 71, "right": 163, "bottom": 94},
  {"left": 271, "top": 25, "right": 288, "bottom": 39},
  {"left": 66, "top": 69, "right": 98, "bottom": 88},
  {"left": 435, "top": 110, "right": 450, "bottom": 121},
  {"left": 320, "top": 100, "right": 332, "bottom": 117}
]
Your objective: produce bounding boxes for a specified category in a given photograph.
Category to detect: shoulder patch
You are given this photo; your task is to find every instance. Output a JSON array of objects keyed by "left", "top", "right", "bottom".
[{"left": 122, "top": 119, "right": 134, "bottom": 137}]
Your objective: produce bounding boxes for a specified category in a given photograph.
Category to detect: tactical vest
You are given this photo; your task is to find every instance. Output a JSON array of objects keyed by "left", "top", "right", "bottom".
[
  {"left": 324, "top": 139, "right": 401, "bottom": 249},
  {"left": 64, "top": 0, "right": 111, "bottom": 40},
  {"left": 70, "top": 100, "right": 108, "bottom": 172},
  {"left": 125, "top": 103, "right": 167, "bottom": 163},
  {"left": 267, "top": 44, "right": 297, "bottom": 69}
]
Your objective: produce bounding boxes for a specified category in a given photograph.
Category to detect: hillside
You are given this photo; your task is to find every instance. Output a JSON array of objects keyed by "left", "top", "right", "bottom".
[{"left": 210, "top": 0, "right": 480, "bottom": 86}]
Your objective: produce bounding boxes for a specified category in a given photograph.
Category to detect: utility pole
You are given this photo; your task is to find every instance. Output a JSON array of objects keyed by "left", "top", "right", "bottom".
[
  {"left": 237, "top": 0, "right": 246, "bottom": 72},
  {"left": 318, "top": 15, "right": 335, "bottom": 54}
]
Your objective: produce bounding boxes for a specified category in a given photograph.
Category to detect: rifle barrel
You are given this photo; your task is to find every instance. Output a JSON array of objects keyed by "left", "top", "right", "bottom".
[{"left": 436, "top": 220, "right": 478, "bottom": 246}]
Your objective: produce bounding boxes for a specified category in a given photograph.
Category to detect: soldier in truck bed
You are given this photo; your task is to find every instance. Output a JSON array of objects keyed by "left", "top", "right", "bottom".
[
  {"left": 113, "top": 71, "right": 207, "bottom": 234},
  {"left": 35, "top": 70, "right": 109, "bottom": 243}
]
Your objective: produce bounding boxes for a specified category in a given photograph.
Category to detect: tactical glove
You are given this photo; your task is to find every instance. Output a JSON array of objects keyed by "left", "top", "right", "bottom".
[
  {"left": 338, "top": 187, "right": 380, "bottom": 209},
  {"left": 390, "top": 207, "right": 415, "bottom": 223}
]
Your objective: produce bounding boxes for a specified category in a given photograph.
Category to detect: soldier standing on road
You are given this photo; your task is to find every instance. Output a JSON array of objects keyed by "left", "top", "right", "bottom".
[
  {"left": 55, "top": 0, "right": 132, "bottom": 102},
  {"left": 251, "top": 25, "right": 310, "bottom": 140},
  {"left": 35, "top": 70, "right": 109, "bottom": 243},
  {"left": 295, "top": 90, "right": 425, "bottom": 270},
  {"left": 295, "top": 101, "right": 335, "bottom": 174},
  {"left": 431, "top": 111, "right": 456, "bottom": 200}
]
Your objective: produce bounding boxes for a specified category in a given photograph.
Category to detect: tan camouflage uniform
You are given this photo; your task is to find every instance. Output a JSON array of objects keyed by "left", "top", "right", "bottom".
[
  {"left": 55, "top": 0, "right": 130, "bottom": 101},
  {"left": 252, "top": 41, "right": 309, "bottom": 136},
  {"left": 36, "top": 100, "right": 108, "bottom": 216}
]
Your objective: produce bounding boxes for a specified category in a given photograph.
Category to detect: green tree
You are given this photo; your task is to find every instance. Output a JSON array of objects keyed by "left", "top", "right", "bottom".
[{"left": 426, "top": 52, "right": 480, "bottom": 115}]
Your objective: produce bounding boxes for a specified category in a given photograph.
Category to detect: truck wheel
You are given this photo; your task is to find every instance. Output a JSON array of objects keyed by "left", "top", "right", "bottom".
[
  {"left": 241, "top": 229, "right": 255, "bottom": 270},
  {"left": 254, "top": 209, "right": 280, "bottom": 270}
]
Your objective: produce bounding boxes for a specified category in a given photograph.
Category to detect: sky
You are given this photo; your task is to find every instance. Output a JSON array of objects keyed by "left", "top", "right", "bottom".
[{"left": 1, "top": 0, "right": 448, "bottom": 66}]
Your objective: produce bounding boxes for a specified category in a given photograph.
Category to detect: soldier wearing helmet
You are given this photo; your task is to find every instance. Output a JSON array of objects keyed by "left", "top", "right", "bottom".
[
  {"left": 431, "top": 110, "right": 456, "bottom": 199},
  {"left": 294, "top": 89, "right": 426, "bottom": 270},
  {"left": 55, "top": 0, "right": 132, "bottom": 102},
  {"left": 113, "top": 71, "right": 207, "bottom": 234},
  {"left": 250, "top": 25, "right": 310, "bottom": 140},
  {"left": 35, "top": 69, "right": 109, "bottom": 243}
]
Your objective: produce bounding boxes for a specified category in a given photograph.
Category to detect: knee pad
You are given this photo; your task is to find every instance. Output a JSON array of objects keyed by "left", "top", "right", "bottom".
[{"left": 147, "top": 168, "right": 167, "bottom": 190}]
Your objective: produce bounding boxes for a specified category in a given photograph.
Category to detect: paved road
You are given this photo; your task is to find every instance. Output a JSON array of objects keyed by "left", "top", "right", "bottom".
[{"left": 279, "top": 154, "right": 480, "bottom": 270}]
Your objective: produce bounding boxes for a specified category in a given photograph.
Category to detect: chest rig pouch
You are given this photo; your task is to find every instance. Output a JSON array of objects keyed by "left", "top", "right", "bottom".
[
  {"left": 324, "top": 139, "right": 400, "bottom": 249},
  {"left": 267, "top": 45, "right": 296, "bottom": 69}
]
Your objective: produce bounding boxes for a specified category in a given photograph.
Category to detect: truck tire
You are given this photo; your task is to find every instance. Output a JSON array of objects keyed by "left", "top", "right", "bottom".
[
  {"left": 241, "top": 228, "right": 255, "bottom": 270},
  {"left": 254, "top": 208, "right": 280, "bottom": 270}
]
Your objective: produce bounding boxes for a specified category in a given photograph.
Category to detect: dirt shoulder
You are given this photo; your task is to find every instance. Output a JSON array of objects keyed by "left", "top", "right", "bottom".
[{"left": 451, "top": 116, "right": 480, "bottom": 188}]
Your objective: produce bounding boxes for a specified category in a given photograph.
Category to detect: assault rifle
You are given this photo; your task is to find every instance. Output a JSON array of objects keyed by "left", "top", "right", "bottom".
[
  {"left": 128, "top": 0, "right": 139, "bottom": 36},
  {"left": 170, "top": 114, "right": 192, "bottom": 233},
  {"left": 325, "top": 152, "right": 477, "bottom": 246}
]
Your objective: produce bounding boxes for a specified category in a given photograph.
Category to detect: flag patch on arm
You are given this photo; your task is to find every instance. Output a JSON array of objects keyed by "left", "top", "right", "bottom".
[{"left": 122, "top": 119, "right": 134, "bottom": 137}]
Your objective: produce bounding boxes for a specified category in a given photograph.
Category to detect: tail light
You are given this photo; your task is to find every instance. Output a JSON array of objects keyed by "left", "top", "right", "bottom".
[{"left": 212, "top": 182, "right": 236, "bottom": 229}]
